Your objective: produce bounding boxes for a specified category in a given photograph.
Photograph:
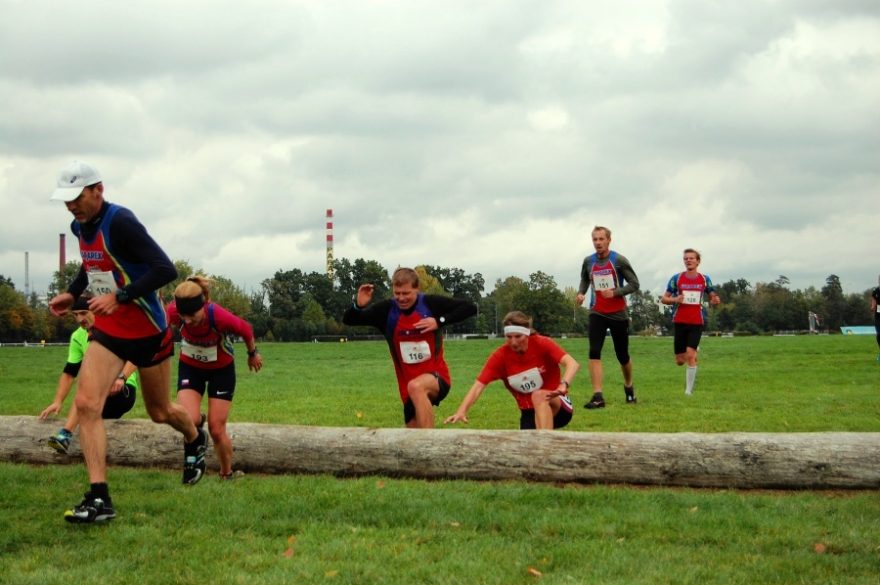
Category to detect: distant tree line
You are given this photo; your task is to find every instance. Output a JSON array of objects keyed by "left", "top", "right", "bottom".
[{"left": 0, "top": 261, "right": 874, "bottom": 343}]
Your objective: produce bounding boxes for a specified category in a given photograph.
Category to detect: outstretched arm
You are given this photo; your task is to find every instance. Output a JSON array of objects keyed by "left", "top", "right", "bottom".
[
  {"left": 40, "top": 373, "right": 76, "bottom": 419},
  {"left": 444, "top": 380, "right": 487, "bottom": 425}
]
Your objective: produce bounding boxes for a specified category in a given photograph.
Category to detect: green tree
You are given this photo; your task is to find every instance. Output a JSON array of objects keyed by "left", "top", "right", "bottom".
[
  {"left": 159, "top": 259, "right": 198, "bottom": 301},
  {"left": 47, "top": 261, "right": 82, "bottom": 300},
  {"left": 518, "top": 271, "right": 569, "bottom": 335},
  {"left": 753, "top": 279, "right": 800, "bottom": 332},
  {"left": 821, "top": 274, "right": 846, "bottom": 330},
  {"left": 490, "top": 276, "right": 529, "bottom": 330},
  {"left": 333, "top": 258, "right": 390, "bottom": 300},
  {"left": 420, "top": 265, "right": 485, "bottom": 333},
  {"left": 421, "top": 265, "right": 485, "bottom": 303},
  {"left": 248, "top": 288, "right": 271, "bottom": 339},
  {"left": 629, "top": 289, "right": 662, "bottom": 334},
  {"left": 0, "top": 281, "right": 37, "bottom": 342},
  {"left": 562, "top": 286, "right": 590, "bottom": 334},
  {"left": 301, "top": 296, "right": 329, "bottom": 338},
  {"left": 843, "top": 292, "right": 870, "bottom": 327},
  {"left": 414, "top": 266, "right": 447, "bottom": 296},
  {"left": 262, "top": 268, "right": 343, "bottom": 341},
  {"left": 474, "top": 295, "right": 498, "bottom": 335},
  {"left": 209, "top": 275, "right": 253, "bottom": 320},
  {"left": 714, "top": 278, "right": 754, "bottom": 333}
]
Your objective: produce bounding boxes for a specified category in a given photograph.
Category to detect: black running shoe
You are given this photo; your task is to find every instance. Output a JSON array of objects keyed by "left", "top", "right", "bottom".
[
  {"left": 182, "top": 428, "right": 208, "bottom": 485},
  {"left": 625, "top": 386, "right": 637, "bottom": 404},
  {"left": 584, "top": 394, "right": 606, "bottom": 409},
  {"left": 64, "top": 492, "right": 116, "bottom": 524}
]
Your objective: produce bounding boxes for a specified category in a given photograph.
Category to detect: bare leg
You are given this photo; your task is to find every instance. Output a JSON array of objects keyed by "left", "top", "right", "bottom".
[
  {"left": 176, "top": 389, "right": 203, "bottom": 426},
  {"left": 139, "top": 359, "right": 198, "bottom": 442},
  {"left": 532, "top": 391, "right": 556, "bottom": 429},
  {"left": 208, "top": 398, "right": 233, "bottom": 475},
  {"left": 64, "top": 402, "right": 80, "bottom": 433},
  {"left": 74, "top": 342, "right": 123, "bottom": 483},
  {"left": 405, "top": 374, "right": 440, "bottom": 429}
]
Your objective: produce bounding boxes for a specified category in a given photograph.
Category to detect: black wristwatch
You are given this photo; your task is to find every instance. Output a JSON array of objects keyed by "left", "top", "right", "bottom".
[
  {"left": 438, "top": 316, "right": 446, "bottom": 325},
  {"left": 115, "top": 287, "right": 131, "bottom": 304},
  {"left": 247, "top": 348, "right": 259, "bottom": 357}
]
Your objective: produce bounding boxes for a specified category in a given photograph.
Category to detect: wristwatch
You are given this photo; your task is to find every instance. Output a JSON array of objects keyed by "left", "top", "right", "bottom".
[
  {"left": 115, "top": 288, "right": 131, "bottom": 303},
  {"left": 438, "top": 316, "right": 446, "bottom": 325}
]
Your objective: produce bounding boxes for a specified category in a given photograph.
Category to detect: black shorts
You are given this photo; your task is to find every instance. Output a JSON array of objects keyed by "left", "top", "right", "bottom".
[
  {"left": 402, "top": 373, "right": 450, "bottom": 424},
  {"left": 588, "top": 313, "right": 630, "bottom": 364},
  {"left": 673, "top": 323, "right": 703, "bottom": 355},
  {"left": 102, "top": 383, "right": 137, "bottom": 419},
  {"left": 90, "top": 328, "right": 174, "bottom": 368},
  {"left": 177, "top": 361, "right": 237, "bottom": 402},
  {"left": 519, "top": 395, "right": 573, "bottom": 430}
]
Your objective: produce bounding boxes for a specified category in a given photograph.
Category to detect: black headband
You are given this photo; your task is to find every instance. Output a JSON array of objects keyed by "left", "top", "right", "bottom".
[
  {"left": 71, "top": 296, "right": 91, "bottom": 311},
  {"left": 175, "top": 294, "right": 205, "bottom": 316}
]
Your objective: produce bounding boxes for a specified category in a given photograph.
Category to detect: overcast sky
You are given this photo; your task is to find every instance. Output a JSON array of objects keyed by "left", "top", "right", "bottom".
[{"left": 1, "top": 0, "right": 878, "bottom": 301}]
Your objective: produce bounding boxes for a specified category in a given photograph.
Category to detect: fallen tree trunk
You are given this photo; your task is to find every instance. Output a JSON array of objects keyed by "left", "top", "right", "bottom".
[{"left": 2, "top": 415, "right": 878, "bottom": 489}]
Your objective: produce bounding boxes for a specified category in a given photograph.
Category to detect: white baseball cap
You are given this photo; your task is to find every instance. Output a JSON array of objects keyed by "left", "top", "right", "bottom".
[{"left": 50, "top": 160, "right": 102, "bottom": 202}]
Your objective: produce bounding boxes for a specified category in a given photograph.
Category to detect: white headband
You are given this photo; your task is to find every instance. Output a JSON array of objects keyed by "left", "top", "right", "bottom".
[{"left": 504, "top": 325, "right": 531, "bottom": 336}]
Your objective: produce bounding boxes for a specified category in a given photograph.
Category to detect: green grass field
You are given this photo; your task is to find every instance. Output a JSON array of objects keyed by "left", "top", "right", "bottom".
[{"left": 1, "top": 335, "right": 878, "bottom": 584}]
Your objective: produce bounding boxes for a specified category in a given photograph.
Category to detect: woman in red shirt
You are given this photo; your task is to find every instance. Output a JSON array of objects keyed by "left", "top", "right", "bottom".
[
  {"left": 167, "top": 276, "right": 262, "bottom": 479},
  {"left": 445, "top": 311, "right": 579, "bottom": 430}
]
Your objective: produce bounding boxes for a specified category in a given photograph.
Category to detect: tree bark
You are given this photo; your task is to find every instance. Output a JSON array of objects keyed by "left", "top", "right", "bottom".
[{"left": 3, "top": 416, "right": 878, "bottom": 489}]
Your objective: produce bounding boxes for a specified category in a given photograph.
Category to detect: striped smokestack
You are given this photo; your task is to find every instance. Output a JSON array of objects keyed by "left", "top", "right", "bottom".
[{"left": 326, "top": 209, "right": 334, "bottom": 282}]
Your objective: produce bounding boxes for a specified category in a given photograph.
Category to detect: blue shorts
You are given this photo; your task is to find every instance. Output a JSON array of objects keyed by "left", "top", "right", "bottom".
[{"left": 177, "top": 361, "right": 236, "bottom": 402}]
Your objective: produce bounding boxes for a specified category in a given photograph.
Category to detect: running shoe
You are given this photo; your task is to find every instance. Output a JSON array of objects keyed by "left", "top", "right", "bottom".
[
  {"left": 48, "top": 430, "right": 72, "bottom": 454},
  {"left": 64, "top": 492, "right": 116, "bottom": 524},
  {"left": 182, "top": 428, "right": 208, "bottom": 485},
  {"left": 584, "top": 394, "right": 606, "bottom": 409}
]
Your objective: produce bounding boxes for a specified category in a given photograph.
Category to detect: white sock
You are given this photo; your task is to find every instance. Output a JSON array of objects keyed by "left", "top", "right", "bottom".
[{"left": 685, "top": 366, "right": 697, "bottom": 395}]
